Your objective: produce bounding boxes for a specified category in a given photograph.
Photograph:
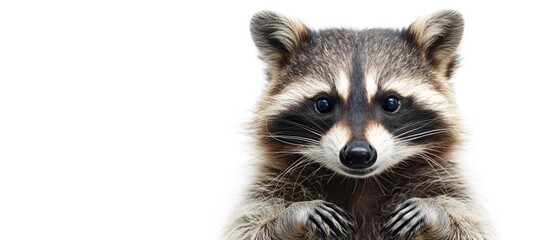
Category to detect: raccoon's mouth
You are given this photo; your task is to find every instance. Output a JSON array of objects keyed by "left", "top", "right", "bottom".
[{"left": 340, "top": 166, "right": 377, "bottom": 178}]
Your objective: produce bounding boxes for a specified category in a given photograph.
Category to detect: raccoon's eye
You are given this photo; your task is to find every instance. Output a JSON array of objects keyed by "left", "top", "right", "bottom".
[
  {"left": 315, "top": 98, "right": 333, "bottom": 113},
  {"left": 382, "top": 96, "right": 400, "bottom": 113}
]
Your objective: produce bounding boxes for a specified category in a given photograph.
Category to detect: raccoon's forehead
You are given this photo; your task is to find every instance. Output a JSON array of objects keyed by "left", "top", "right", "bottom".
[
  {"left": 286, "top": 29, "right": 433, "bottom": 81},
  {"left": 271, "top": 29, "right": 446, "bottom": 94}
]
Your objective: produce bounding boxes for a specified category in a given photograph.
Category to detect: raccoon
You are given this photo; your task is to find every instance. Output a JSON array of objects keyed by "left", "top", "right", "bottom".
[{"left": 225, "top": 10, "right": 491, "bottom": 240}]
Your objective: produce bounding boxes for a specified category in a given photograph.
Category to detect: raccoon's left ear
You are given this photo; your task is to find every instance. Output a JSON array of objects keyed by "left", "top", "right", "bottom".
[
  {"left": 250, "top": 11, "right": 310, "bottom": 76},
  {"left": 407, "top": 10, "right": 464, "bottom": 78}
]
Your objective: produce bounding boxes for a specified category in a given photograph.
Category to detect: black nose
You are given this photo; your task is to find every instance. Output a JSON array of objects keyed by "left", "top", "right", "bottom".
[{"left": 339, "top": 141, "right": 377, "bottom": 169}]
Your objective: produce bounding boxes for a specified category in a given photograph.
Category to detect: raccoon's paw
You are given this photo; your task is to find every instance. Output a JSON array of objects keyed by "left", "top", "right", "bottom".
[
  {"left": 290, "top": 200, "right": 357, "bottom": 239},
  {"left": 381, "top": 198, "right": 450, "bottom": 240}
]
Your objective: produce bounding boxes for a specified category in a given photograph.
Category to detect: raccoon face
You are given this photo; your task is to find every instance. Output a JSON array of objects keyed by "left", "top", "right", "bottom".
[{"left": 251, "top": 11, "right": 464, "bottom": 178}]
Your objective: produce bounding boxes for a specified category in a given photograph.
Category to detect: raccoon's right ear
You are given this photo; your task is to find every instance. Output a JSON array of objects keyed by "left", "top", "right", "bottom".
[{"left": 250, "top": 11, "right": 309, "bottom": 74}]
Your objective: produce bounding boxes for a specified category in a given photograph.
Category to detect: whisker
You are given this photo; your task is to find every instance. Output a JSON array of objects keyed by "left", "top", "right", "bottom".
[
  {"left": 375, "top": 174, "right": 394, "bottom": 196},
  {"left": 259, "top": 135, "right": 320, "bottom": 144},
  {"left": 399, "top": 129, "right": 449, "bottom": 142},
  {"left": 275, "top": 118, "right": 326, "bottom": 137},
  {"left": 292, "top": 164, "right": 324, "bottom": 200},
  {"left": 270, "top": 156, "right": 310, "bottom": 195},
  {"left": 392, "top": 119, "right": 438, "bottom": 138}
]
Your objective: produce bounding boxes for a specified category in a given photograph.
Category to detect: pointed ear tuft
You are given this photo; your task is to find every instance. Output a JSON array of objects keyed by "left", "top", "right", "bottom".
[
  {"left": 407, "top": 10, "right": 464, "bottom": 78},
  {"left": 250, "top": 11, "right": 309, "bottom": 73}
]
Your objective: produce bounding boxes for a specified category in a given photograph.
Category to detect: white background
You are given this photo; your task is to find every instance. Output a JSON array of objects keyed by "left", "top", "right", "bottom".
[{"left": 1, "top": 1, "right": 558, "bottom": 239}]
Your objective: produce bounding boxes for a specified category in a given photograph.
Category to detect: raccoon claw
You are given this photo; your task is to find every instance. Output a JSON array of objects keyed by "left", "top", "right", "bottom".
[
  {"left": 381, "top": 198, "right": 431, "bottom": 240},
  {"left": 304, "top": 201, "right": 357, "bottom": 239}
]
